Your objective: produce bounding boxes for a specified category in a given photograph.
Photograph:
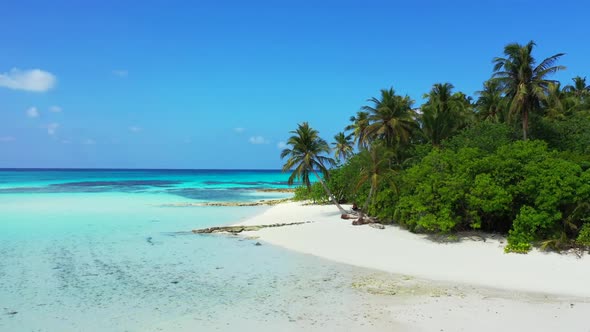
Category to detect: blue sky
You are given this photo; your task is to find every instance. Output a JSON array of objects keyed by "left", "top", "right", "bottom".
[{"left": 0, "top": 0, "right": 588, "bottom": 169}]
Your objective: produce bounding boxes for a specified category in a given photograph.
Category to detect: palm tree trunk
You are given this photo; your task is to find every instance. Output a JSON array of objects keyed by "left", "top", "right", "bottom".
[
  {"left": 523, "top": 109, "right": 528, "bottom": 140},
  {"left": 356, "top": 184, "right": 375, "bottom": 223},
  {"left": 311, "top": 169, "right": 347, "bottom": 214},
  {"left": 362, "top": 184, "right": 375, "bottom": 213}
]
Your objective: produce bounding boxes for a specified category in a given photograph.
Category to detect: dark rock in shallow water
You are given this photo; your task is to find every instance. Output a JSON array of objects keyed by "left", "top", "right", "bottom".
[
  {"left": 255, "top": 242, "right": 262, "bottom": 246},
  {"left": 171, "top": 281, "right": 179, "bottom": 284},
  {"left": 7, "top": 311, "right": 17, "bottom": 315},
  {"left": 161, "top": 198, "right": 291, "bottom": 207}
]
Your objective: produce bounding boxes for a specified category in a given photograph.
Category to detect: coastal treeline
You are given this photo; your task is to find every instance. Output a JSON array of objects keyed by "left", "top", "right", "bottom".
[{"left": 281, "top": 41, "right": 590, "bottom": 253}]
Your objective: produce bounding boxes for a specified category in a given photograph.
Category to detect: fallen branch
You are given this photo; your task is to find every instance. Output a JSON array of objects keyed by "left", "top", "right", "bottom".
[{"left": 352, "top": 216, "right": 379, "bottom": 225}]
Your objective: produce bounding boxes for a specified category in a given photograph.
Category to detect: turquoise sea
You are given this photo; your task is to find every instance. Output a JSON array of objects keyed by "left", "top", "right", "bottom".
[{"left": 0, "top": 169, "right": 388, "bottom": 331}]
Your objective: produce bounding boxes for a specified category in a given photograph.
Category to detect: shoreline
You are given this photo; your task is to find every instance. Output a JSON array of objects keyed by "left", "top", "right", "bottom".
[{"left": 235, "top": 201, "right": 590, "bottom": 298}]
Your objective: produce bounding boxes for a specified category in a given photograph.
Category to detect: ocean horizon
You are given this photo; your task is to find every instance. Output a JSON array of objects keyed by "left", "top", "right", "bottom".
[{"left": 0, "top": 168, "right": 284, "bottom": 170}]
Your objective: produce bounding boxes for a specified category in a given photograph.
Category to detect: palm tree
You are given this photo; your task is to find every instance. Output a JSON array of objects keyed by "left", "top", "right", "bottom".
[
  {"left": 281, "top": 122, "right": 347, "bottom": 214},
  {"left": 332, "top": 132, "right": 354, "bottom": 162},
  {"left": 492, "top": 41, "right": 565, "bottom": 140},
  {"left": 563, "top": 76, "right": 590, "bottom": 98},
  {"left": 420, "top": 83, "right": 471, "bottom": 146},
  {"left": 361, "top": 88, "right": 416, "bottom": 148},
  {"left": 356, "top": 142, "right": 395, "bottom": 221},
  {"left": 475, "top": 79, "right": 508, "bottom": 123},
  {"left": 564, "top": 76, "right": 590, "bottom": 112},
  {"left": 345, "top": 111, "right": 370, "bottom": 149},
  {"left": 544, "top": 82, "right": 578, "bottom": 119}
]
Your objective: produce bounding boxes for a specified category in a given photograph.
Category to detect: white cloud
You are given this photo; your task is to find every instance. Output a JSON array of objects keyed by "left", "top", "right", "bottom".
[
  {"left": 82, "top": 138, "right": 96, "bottom": 145},
  {"left": 249, "top": 136, "right": 270, "bottom": 144},
  {"left": 233, "top": 127, "right": 245, "bottom": 134},
  {"left": 0, "top": 136, "right": 16, "bottom": 142},
  {"left": 277, "top": 141, "right": 288, "bottom": 149},
  {"left": 129, "top": 126, "right": 141, "bottom": 133},
  {"left": 112, "top": 70, "right": 128, "bottom": 77},
  {"left": 0, "top": 68, "right": 56, "bottom": 92},
  {"left": 49, "top": 105, "right": 62, "bottom": 113},
  {"left": 61, "top": 139, "right": 71, "bottom": 144},
  {"left": 26, "top": 107, "right": 39, "bottom": 118},
  {"left": 46, "top": 123, "right": 59, "bottom": 135}
]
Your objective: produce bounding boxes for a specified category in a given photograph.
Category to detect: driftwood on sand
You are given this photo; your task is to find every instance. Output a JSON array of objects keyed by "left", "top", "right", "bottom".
[
  {"left": 193, "top": 221, "right": 311, "bottom": 234},
  {"left": 351, "top": 216, "right": 379, "bottom": 225}
]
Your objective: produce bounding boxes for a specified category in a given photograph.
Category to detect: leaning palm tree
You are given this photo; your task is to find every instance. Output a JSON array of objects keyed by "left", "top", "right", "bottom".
[
  {"left": 361, "top": 88, "right": 416, "bottom": 148},
  {"left": 475, "top": 79, "right": 508, "bottom": 123},
  {"left": 281, "top": 122, "right": 347, "bottom": 214},
  {"left": 492, "top": 41, "right": 565, "bottom": 140},
  {"left": 420, "top": 83, "right": 472, "bottom": 146},
  {"left": 332, "top": 132, "right": 354, "bottom": 163}
]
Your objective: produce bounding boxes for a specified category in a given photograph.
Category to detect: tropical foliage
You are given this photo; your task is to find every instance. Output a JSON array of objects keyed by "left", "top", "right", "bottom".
[
  {"left": 360, "top": 88, "right": 416, "bottom": 148},
  {"left": 332, "top": 132, "right": 354, "bottom": 163},
  {"left": 282, "top": 40, "right": 590, "bottom": 253},
  {"left": 280, "top": 122, "right": 346, "bottom": 213},
  {"left": 475, "top": 79, "right": 508, "bottom": 123},
  {"left": 492, "top": 41, "right": 565, "bottom": 140},
  {"left": 420, "top": 83, "right": 472, "bottom": 146}
]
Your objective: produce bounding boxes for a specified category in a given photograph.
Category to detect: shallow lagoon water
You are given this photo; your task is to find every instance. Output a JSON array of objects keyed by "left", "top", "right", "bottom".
[{"left": 0, "top": 170, "right": 392, "bottom": 331}]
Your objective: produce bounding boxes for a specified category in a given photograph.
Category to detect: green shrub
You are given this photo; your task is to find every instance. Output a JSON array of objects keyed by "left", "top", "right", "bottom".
[
  {"left": 326, "top": 153, "right": 370, "bottom": 205},
  {"left": 394, "top": 147, "right": 483, "bottom": 232},
  {"left": 576, "top": 223, "right": 590, "bottom": 247},
  {"left": 393, "top": 140, "right": 590, "bottom": 252},
  {"left": 444, "top": 122, "right": 516, "bottom": 153},
  {"left": 293, "top": 183, "right": 328, "bottom": 203},
  {"left": 370, "top": 177, "right": 399, "bottom": 223},
  {"left": 532, "top": 113, "right": 590, "bottom": 155},
  {"left": 506, "top": 206, "right": 556, "bottom": 253}
]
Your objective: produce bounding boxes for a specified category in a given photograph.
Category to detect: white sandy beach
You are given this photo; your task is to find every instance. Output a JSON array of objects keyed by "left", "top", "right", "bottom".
[{"left": 236, "top": 201, "right": 590, "bottom": 331}]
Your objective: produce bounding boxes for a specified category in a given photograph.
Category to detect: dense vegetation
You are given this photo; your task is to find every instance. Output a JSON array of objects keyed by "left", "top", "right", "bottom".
[{"left": 282, "top": 41, "right": 590, "bottom": 253}]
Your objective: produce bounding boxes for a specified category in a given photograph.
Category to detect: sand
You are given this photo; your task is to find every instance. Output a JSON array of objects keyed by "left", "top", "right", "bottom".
[{"left": 236, "top": 201, "right": 590, "bottom": 332}]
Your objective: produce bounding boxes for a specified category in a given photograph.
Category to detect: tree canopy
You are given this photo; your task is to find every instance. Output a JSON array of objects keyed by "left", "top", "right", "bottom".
[{"left": 286, "top": 40, "right": 590, "bottom": 253}]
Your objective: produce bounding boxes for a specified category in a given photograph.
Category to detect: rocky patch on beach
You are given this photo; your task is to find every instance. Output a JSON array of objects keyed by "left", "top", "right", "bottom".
[{"left": 193, "top": 221, "right": 312, "bottom": 234}]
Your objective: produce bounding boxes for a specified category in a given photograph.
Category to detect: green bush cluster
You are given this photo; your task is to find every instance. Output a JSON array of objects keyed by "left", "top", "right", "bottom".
[
  {"left": 577, "top": 224, "right": 590, "bottom": 247},
  {"left": 326, "top": 154, "right": 370, "bottom": 205},
  {"left": 533, "top": 114, "right": 590, "bottom": 169},
  {"left": 390, "top": 140, "right": 590, "bottom": 252}
]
